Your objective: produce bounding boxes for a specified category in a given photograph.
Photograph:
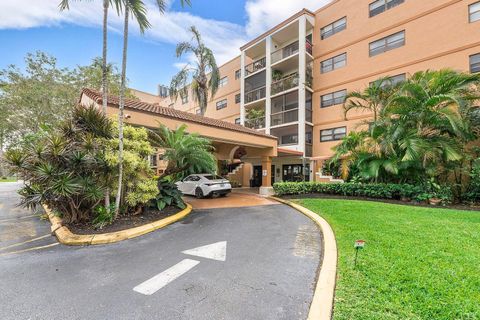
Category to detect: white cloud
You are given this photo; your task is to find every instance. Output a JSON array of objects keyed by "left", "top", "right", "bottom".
[{"left": 245, "top": 0, "right": 332, "bottom": 38}]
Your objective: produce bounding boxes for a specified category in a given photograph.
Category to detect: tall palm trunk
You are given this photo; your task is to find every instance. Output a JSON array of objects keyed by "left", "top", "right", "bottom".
[
  {"left": 115, "top": 5, "right": 129, "bottom": 217},
  {"left": 102, "top": 0, "right": 111, "bottom": 209}
]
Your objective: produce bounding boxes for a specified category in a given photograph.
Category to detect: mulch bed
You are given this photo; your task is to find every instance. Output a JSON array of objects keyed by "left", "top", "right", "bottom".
[
  {"left": 67, "top": 206, "right": 182, "bottom": 235},
  {"left": 282, "top": 193, "right": 480, "bottom": 212}
]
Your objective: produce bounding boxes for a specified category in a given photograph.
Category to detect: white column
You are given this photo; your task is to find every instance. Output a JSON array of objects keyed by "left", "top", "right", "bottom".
[
  {"left": 265, "top": 36, "right": 272, "bottom": 134},
  {"left": 298, "top": 16, "right": 307, "bottom": 155},
  {"left": 240, "top": 51, "right": 246, "bottom": 126}
]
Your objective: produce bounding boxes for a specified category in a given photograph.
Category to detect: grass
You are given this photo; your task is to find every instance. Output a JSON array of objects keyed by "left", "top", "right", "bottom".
[
  {"left": 0, "top": 177, "right": 17, "bottom": 182},
  {"left": 296, "top": 199, "right": 480, "bottom": 320}
]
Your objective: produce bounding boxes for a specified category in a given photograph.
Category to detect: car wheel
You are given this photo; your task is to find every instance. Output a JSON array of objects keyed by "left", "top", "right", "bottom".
[{"left": 195, "top": 187, "right": 204, "bottom": 199}]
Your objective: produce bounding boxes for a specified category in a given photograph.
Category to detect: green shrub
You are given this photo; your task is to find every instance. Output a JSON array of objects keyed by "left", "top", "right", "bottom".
[
  {"left": 273, "top": 182, "right": 453, "bottom": 204},
  {"left": 92, "top": 204, "right": 116, "bottom": 229},
  {"left": 154, "top": 179, "right": 186, "bottom": 210}
]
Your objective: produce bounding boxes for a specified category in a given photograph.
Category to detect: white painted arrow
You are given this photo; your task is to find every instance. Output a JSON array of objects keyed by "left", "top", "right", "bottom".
[
  {"left": 133, "top": 241, "right": 227, "bottom": 295},
  {"left": 182, "top": 241, "right": 227, "bottom": 261}
]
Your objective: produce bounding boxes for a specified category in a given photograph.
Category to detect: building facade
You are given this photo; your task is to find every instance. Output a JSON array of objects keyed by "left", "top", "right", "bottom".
[{"left": 133, "top": 0, "right": 480, "bottom": 186}]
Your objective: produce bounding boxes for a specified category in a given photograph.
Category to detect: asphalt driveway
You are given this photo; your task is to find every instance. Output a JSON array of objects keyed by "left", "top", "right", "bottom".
[{"left": 0, "top": 183, "right": 323, "bottom": 320}]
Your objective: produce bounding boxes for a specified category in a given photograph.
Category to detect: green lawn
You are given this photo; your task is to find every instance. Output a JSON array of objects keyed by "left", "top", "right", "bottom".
[
  {"left": 0, "top": 177, "right": 17, "bottom": 182},
  {"left": 296, "top": 199, "right": 480, "bottom": 320}
]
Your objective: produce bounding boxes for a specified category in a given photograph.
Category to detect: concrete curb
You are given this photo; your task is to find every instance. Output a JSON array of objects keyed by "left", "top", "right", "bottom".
[
  {"left": 44, "top": 204, "right": 192, "bottom": 246},
  {"left": 269, "top": 197, "right": 337, "bottom": 320}
]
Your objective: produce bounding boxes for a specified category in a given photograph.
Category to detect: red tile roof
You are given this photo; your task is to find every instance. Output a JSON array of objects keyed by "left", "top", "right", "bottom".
[{"left": 81, "top": 88, "right": 277, "bottom": 140}]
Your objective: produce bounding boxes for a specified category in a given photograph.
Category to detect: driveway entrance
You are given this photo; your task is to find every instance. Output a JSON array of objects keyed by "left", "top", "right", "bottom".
[
  {"left": 185, "top": 188, "right": 277, "bottom": 209},
  {"left": 0, "top": 183, "right": 323, "bottom": 320}
]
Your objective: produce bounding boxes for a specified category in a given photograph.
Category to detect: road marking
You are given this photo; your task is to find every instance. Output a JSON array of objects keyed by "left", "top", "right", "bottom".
[
  {"left": 182, "top": 241, "right": 227, "bottom": 261},
  {"left": 0, "top": 234, "right": 52, "bottom": 252},
  {"left": 0, "top": 214, "right": 39, "bottom": 223},
  {"left": 0, "top": 242, "right": 59, "bottom": 257},
  {"left": 133, "top": 259, "right": 200, "bottom": 295}
]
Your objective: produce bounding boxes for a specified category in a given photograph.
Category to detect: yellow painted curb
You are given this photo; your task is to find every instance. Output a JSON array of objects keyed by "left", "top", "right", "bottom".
[
  {"left": 270, "top": 197, "right": 337, "bottom": 320},
  {"left": 44, "top": 204, "right": 192, "bottom": 246}
]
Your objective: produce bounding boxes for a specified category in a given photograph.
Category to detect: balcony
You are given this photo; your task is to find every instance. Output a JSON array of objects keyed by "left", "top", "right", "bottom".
[
  {"left": 272, "top": 41, "right": 299, "bottom": 64},
  {"left": 271, "top": 73, "right": 299, "bottom": 96},
  {"left": 245, "top": 86, "right": 266, "bottom": 104},
  {"left": 271, "top": 39, "right": 312, "bottom": 65},
  {"left": 245, "top": 57, "right": 266, "bottom": 76},
  {"left": 244, "top": 117, "right": 265, "bottom": 130},
  {"left": 271, "top": 108, "right": 298, "bottom": 127}
]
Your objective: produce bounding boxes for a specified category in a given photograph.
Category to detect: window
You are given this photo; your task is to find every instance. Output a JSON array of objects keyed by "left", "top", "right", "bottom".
[
  {"left": 369, "top": 31, "right": 405, "bottom": 57},
  {"left": 235, "top": 69, "right": 241, "bottom": 79},
  {"left": 470, "top": 2, "right": 480, "bottom": 22},
  {"left": 321, "top": 53, "right": 347, "bottom": 73},
  {"left": 281, "top": 134, "right": 298, "bottom": 145},
  {"left": 219, "top": 76, "right": 228, "bottom": 87},
  {"left": 370, "top": 73, "right": 406, "bottom": 87},
  {"left": 321, "top": 17, "right": 347, "bottom": 39},
  {"left": 470, "top": 54, "right": 480, "bottom": 73},
  {"left": 235, "top": 93, "right": 241, "bottom": 104},
  {"left": 320, "top": 127, "right": 346, "bottom": 142},
  {"left": 235, "top": 118, "right": 241, "bottom": 124},
  {"left": 321, "top": 89, "right": 347, "bottom": 108},
  {"left": 369, "top": 0, "right": 404, "bottom": 17},
  {"left": 181, "top": 94, "right": 188, "bottom": 104},
  {"left": 149, "top": 154, "right": 157, "bottom": 167},
  {"left": 216, "top": 99, "right": 227, "bottom": 110}
]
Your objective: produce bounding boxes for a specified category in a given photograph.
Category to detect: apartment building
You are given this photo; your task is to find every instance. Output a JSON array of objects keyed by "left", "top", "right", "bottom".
[{"left": 133, "top": 0, "right": 480, "bottom": 186}]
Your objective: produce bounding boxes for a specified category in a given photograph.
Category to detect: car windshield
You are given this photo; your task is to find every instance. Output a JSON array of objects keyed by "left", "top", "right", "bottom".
[{"left": 203, "top": 175, "right": 224, "bottom": 180}]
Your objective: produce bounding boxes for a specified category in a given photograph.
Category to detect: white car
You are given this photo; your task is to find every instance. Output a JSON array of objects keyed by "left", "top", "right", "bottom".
[{"left": 176, "top": 174, "right": 232, "bottom": 199}]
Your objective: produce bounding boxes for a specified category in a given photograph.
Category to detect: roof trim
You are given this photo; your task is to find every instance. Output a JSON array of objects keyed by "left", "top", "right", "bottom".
[
  {"left": 81, "top": 88, "right": 277, "bottom": 141},
  {"left": 240, "top": 9, "right": 315, "bottom": 51}
]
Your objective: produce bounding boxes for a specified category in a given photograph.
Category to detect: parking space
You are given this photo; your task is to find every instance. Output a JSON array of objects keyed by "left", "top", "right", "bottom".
[{"left": 0, "top": 182, "right": 58, "bottom": 257}]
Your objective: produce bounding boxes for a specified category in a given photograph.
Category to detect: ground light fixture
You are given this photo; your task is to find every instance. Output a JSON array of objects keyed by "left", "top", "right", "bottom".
[{"left": 354, "top": 239, "right": 366, "bottom": 267}]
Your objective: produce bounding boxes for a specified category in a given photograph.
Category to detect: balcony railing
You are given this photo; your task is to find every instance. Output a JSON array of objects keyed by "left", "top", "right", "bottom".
[
  {"left": 306, "top": 39, "right": 313, "bottom": 55},
  {"left": 244, "top": 117, "right": 265, "bottom": 130},
  {"left": 245, "top": 86, "right": 266, "bottom": 104},
  {"left": 271, "top": 73, "right": 299, "bottom": 96},
  {"left": 245, "top": 57, "right": 266, "bottom": 76},
  {"left": 271, "top": 41, "right": 299, "bottom": 64},
  {"left": 271, "top": 40, "right": 313, "bottom": 64},
  {"left": 271, "top": 108, "right": 298, "bottom": 127}
]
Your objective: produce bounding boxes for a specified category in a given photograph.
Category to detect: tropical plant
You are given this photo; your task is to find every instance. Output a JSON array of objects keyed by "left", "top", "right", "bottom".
[
  {"left": 343, "top": 76, "right": 398, "bottom": 122},
  {"left": 170, "top": 26, "right": 220, "bottom": 115},
  {"left": 149, "top": 124, "right": 217, "bottom": 181},
  {"left": 333, "top": 69, "right": 480, "bottom": 190},
  {"left": 92, "top": 204, "right": 116, "bottom": 229},
  {"left": 4, "top": 106, "right": 113, "bottom": 223},
  {"left": 104, "top": 122, "right": 158, "bottom": 214},
  {"left": 113, "top": 0, "right": 191, "bottom": 217},
  {"left": 155, "top": 179, "right": 186, "bottom": 210},
  {"left": 59, "top": 0, "right": 114, "bottom": 115}
]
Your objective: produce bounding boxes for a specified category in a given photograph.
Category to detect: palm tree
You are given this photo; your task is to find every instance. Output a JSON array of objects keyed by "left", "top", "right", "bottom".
[
  {"left": 59, "top": 0, "right": 112, "bottom": 115},
  {"left": 149, "top": 124, "right": 216, "bottom": 182},
  {"left": 333, "top": 70, "right": 480, "bottom": 183},
  {"left": 60, "top": 0, "right": 119, "bottom": 210},
  {"left": 343, "top": 76, "right": 398, "bottom": 122},
  {"left": 113, "top": 0, "right": 191, "bottom": 217},
  {"left": 170, "top": 26, "right": 220, "bottom": 115}
]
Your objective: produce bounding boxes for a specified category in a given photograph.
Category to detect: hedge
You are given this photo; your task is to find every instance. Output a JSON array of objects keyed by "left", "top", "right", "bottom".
[{"left": 272, "top": 182, "right": 452, "bottom": 203}]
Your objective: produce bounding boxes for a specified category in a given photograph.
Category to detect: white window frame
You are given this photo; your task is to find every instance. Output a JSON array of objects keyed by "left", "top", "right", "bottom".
[{"left": 369, "top": 31, "right": 405, "bottom": 57}]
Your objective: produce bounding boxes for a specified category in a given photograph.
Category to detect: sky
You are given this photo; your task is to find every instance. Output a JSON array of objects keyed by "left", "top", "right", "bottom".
[{"left": 0, "top": 0, "right": 331, "bottom": 94}]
